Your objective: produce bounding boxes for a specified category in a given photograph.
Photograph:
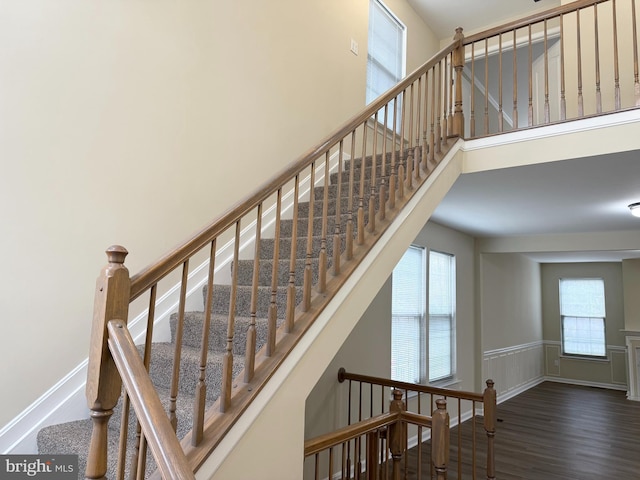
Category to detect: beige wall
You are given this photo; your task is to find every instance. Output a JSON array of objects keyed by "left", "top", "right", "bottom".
[
  {"left": 0, "top": 0, "right": 438, "bottom": 430},
  {"left": 541, "top": 262, "right": 627, "bottom": 386},
  {"left": 480, "top": 253, "right": 543, "bottom": 351}
]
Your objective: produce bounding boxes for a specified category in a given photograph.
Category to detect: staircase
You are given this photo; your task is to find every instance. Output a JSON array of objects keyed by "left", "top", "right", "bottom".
[
  {"left": 36, "top": 147, "right": 427, "bottom": 478},
  {"left": 30, "top": 1, "right": 640, "bottom": 477}
]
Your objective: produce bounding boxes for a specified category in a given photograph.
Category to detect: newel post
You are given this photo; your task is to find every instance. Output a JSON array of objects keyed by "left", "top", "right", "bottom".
[
  {"left": 388, "top": 389, "right": 406, "bottom": 480},
  {"left": 483, "top": 379, "right": 497, "bottom": 480},
  {"left": 85, "top": 246, "right": 131, "bottom": 480},
  {"left": 452, "top": 27, "right": 465, "bottom": 138},
  {"left": 432, "top": 399, "right": 450, "bottom": 480}
]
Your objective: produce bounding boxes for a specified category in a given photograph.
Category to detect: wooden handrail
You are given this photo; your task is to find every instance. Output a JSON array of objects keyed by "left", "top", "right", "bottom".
[
  {"left": 338, "top": 367, "right": 484, "bottom": 402},
  {"left": 304, "top": 411, "right": 399, "bottom": 457},
  {"left": 129, "top": 40, "right": 460, "bottom": 301},
  {"left": 107, "top": 319, "right": 195, "bottom": 480},
  {"left": 464, "top": 0, "right": 612, "bottom": 45}
]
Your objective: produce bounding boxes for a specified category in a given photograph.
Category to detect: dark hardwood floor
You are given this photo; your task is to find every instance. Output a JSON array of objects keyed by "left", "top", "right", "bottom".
[{"left": 404, "top": 381, "right": 640, "bottom": 480}]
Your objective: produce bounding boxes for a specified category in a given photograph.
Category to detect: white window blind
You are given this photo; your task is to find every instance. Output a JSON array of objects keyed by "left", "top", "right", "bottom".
[
  {"left": 367, "top": 0, "right": 405, "bottom": 108},
  {"left": 429, "top": 251, "right": 455, "bottom": 382},
  {"left": 391, "top": 246, "right": 425, "bottom": 383},
  {"left": 560, "top": 278, "right": 606, "bottom": 357}
]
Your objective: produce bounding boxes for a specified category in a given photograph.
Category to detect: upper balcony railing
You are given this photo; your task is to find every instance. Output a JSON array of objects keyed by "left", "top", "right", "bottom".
[{"left": 460, "top": 0, "right": 640, "bottom": 138}]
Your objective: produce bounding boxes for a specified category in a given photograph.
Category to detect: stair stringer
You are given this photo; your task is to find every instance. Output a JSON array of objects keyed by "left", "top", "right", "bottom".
[{"left": 196, "top": 140, "right": 465, "bottom": 480}]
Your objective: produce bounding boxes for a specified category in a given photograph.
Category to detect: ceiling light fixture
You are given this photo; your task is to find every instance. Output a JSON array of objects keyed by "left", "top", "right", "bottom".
[{"left": 629, "top": 202, "right": 640, "bottom": 217}]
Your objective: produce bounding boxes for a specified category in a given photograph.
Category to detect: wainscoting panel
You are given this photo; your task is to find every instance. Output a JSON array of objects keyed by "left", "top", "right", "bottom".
[
  {"left": 610, "top": 348, "right": 628, "bottom": 386},
  {"left": 483, "top": 342, "right": 545, "bottom": 401}
]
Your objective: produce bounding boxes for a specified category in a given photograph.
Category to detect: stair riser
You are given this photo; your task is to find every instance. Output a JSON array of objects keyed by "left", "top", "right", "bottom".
[
  {"left": 171, "top": 313, "right": 278, "bottom": 354},
  {"left": 207, "top": 284, "right": 303, "bottom": 320},
  {"left": 258, "top": 233, "right": 350, "bottom": 260},
  {"left": 146, "top": 344, "right": 244, "bottom": 399}
]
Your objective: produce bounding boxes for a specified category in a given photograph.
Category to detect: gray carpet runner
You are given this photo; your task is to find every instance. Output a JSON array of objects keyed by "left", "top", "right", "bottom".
[{"left": 36, "top": 150, "right": 410, "bottom": 478}]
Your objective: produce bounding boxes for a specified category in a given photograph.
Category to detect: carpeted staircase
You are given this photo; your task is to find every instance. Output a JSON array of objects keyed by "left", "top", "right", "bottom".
[{"left": 37, "top": 149, "right": 404, "bottom": 478}]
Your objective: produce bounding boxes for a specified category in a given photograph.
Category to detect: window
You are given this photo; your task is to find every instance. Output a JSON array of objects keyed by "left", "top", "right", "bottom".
[
  {"left": 391, "top": 246, "right": 426, "bottom": 383},
  {"left": 559, "top": 278, "right": 606, "bottom": 357},
  {"left": 429, "top": 251, "right": 455, "bottom": 382},
  {"left": 391, "top": 246, "right": 456, "bottom": 385},
  {"left": 367, "top": 0, "right": 405, "bottom": 126}
]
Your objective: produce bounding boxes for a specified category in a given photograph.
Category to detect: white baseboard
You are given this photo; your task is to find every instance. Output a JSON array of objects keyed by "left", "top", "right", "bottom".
[
  {"left": 495, "top": 376, "right": 545, "bottom": 404},
  {"left": 0, "top": 361, "right": 89, "bottom": 454},
  {"left": 543, "top": 376, "right": 628, "bottom": 392}
]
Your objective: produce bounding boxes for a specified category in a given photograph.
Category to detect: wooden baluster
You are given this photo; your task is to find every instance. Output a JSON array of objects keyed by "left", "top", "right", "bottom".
[
  {"left": 483, "top": 379, "right": 497, "bottom": 480},
  {"left": 442, "top": 57, "right": 449, "bottom": 145},
  {"left": 544, "top": 19, "right": 550, "bottom": 123},
  {"left": 437, "top": 61, "right": 443, "bottom": 153},
  {"left": 397, "top": 91, "right": 406, "bottom": 200},
  {"left": 346, "top": 378, "right": 353, "bottom": 478},
  {"left": 498, "top": 33, "right": 504, "bottom": 132},
  {"left": 577, "top": 8, "right": 584, "bottom": 116},
  {"left": 448, "top": 54, "right": 454, "bottom": 138},
  {"left": 470, "top": 43, "right": 476, "bottom": 138},
  {"left": 421, "top": 70, "right": 429, "bottom": 171},
  {"left": 245, "top": 206, "right": 261, "bottom": 382},
  {"left": 484, "top": 38, "right": 489, "bottom": 134},
  {"left": 346, "top": 132, "right": 356, "bottom": 260},
  {"left": 513, "top": 29, "right": 518, "bottom": 129},
  {"left": 453, "top": 27, "right": 465, "bottom": 138},
  {"left": 342, "top": 442, "right": 347, "bottom": 479},
  {"left": 633, "top": 0, "right": 640, "bottom": 105},
  {"left": 472, "top": 401, "right": 477, "bottom": 479},
  {"left": 613, "top": 0, "right": 620, "bottom": 110},
  {"left": 168, "top": 260, "right": 189, "bottom": 429},
  {"left": 594, "top": 2, "right": 602, "bottom": 114},
  {"left": 304, "top": 162, "right": 316, "bottom": 310},
  {"left": 388, "top": 390, "right": 406, "bottom": 480},
  {"left": 457, "top": 398, "right": 462, "bottom": 480},
  {"left": 193, "top": 240, "right": 215, "bottom": 444},
  {"left": 369, "top": 113, "right": 378, "bottom": 233},
  {"left": 329, "top": 447, "right": 334, "bottom": 480},
  {"left": 389, "top": 100, "right": 397, "bottom": 210},
  {"left": 432, "top": 399, "right": 450, "bottom": 480},
  {"left": 416, "top": 424, "right": 423, "bottom": 479},
  {"left": 367, "top": 430, "right": 379, "bottom": 480},
  {"left": 379, "top": 106, "right": 388, "bottom": 221},
  {"left": 314, "top": 453, "right": 319, "bottom": 480},
  {"left": 528, "top": 25, "right": 534, "bottom": 126},
  {"left": 414, "top": 76, "right": 422, "bottom": 181},
  {"left": 334, "top": 141, "right": 344, "bottom": 275},
  {"left": 128, "top": 284, "right": 159, "bottom": 476},
  {"left": 429, "top": 66, "right": 436, "bottom": 169},
  {"left": 220, "top": 222, "right": 240, "bottom": 412},
  {"left": 267, "top": 189, "right": 281, "bottom": 355},
  {"left": 116, "top": 393, "right": 130, "bottom": 480},
  {"left": 86, "top": 246, "right": 130, "bottom": 480},
  {"left": 406, "top": 85, "right": 414, "bottom": 191},
  {"left": 286, "top": 177, "right": 299, "bottom": 333},
  {"left": 319, "top": 152, "right": 330, "bottom": 292},
  {"left": 357, "top": 126, "right": 367, "bottom": 245},
  {"left": 560, "top": 14, "right": 567, "bottom": 120}
]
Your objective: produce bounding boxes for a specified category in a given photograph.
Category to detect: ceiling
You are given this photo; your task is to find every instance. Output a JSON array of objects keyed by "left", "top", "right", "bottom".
[
  {"left": 408, "top": 0, "right": 561, "bottom": 39},
  {"left": 430, "top": 150, "right": 640, "bottom": 262}
]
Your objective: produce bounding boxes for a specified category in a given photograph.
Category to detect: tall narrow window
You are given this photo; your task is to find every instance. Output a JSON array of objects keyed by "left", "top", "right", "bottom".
[
  {"left": 367, "top": 0, "right": 405, "bottom": 106},
  {"left": 391, "top": 246, "right": 426, "bottom": 383},
  {"left": 559, "top": 278, "right": 606, "bottom": 357},
  {"left": 429, "top": 251, "right": 455, "bottom": 382}
]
